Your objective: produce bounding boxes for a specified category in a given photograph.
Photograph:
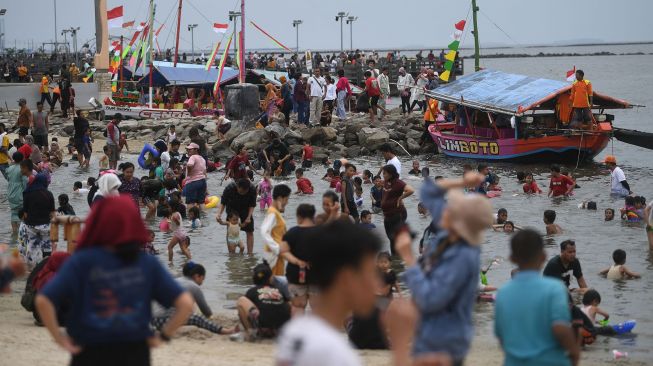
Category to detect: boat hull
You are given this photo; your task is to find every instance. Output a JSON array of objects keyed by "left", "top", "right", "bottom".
[
  {"left": 429, "top": 124, "right": 611, "bottom": 163},
  {"left": 103, "top": 105, "right": 219, "bottom": 120}
]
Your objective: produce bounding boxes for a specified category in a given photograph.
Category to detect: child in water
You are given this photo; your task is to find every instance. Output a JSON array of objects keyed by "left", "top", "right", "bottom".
[
  {"left": 495, "top": 208, "right": 508, "bottom": 225},
  {"left": 354, "top": 177, "right": 363, "bottom": 208},
  {"left": 167, "top": 205, "right": 191, "bottom": 262},
  {"left": 370, "top": 176, "right": 383, "bottom": 214},
  {"left": 98, "top": 145, "right": 110, "bottom": 172},
  {"left": 188, "top": 206, "right": 202, "bottom": 229},
  {"left": 73, "top": 181, "right": 89, "bottom": 194},
  {"left": 581, "top": 289, "right": 610, "bottom": 324},
  {"left": 377, "top": 251, "right": 400, "bottom": 298},
  {"left": 221, "top": 212, "right": 245, "bottom": 254},
  {"left": 620, "top": 196, "right": 640, "bottom": 222},
  {"left": 257, "top": 171, "right": 273, "bottom": 211},
  {"left": 143, "top": 230, "right": 158, "bottom": 255},
  {"left": 57, "top": 194, "right": 76, "bottom": 216},
  {"left": 159, "top": 206, "right": 171, "bottom": 232},
  {"left": 599, "top": 249, "right": 640, "bottom": 280},
  {"left": 494, "top": 221, "right": 515, "bottom": 233},
  {"left": 522, "top": 172, "right": 542, "bottom": 194},
  {"left": 362, "top": 169, "right": 373, "bottom": 184},
  {"left": 544, "top": 210, "right": 563, "bottom": 235},
  {"left": 604, "top": 208, "right": 615, "bottom": 221}
]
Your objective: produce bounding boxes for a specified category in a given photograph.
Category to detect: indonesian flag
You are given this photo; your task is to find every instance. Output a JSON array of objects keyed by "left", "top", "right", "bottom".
[
  {"left": 213, "top": 23, "right": 228, "bottom": 34},
  {"left": 107, "top": 6, "right": 124, "bottom": 29},
  {"left": 136, "top": 22, "right": 146, "bottom": 31},
  {"left": 122, "top": 20, "right": 135, "bottom": 29},
  {"left": 566, "top": 66, "right": 576, "bottom": 82}
]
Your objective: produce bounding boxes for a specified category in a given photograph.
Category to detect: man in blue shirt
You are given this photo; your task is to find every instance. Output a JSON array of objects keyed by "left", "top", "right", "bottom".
[{"left": 495, "top": 229, "right": 579, "bottom": 366}]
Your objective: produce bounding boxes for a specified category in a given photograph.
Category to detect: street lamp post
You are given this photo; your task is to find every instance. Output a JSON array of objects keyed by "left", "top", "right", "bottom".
[
  {"left": 0, "top": 9, "right": 6, "bottom": 55},
  {"left": 69, "top": 27, "right": 80, "bottom": 65},
  {"left": 334, "top": 11, "right": 347, "bottom": 52},
  {"left": 346, "top": 16, "right": 357, "bottom": 51},
  {"left": 228, "top": 11, "right": 241, "bottom": 69},
  {"left": 187, "top": 24, "right": 198, "bottom": 62},
  {"left": 292, "top": 20, "right": 302, "bottom": 55},
  {"left": 53, "top": 0, "right": 58, "bottom": 51}
]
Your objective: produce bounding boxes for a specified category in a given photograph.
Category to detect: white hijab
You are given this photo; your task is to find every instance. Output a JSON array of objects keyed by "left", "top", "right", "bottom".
[{"left": 95, "top": 173, "right": 122, "bottom": 199}]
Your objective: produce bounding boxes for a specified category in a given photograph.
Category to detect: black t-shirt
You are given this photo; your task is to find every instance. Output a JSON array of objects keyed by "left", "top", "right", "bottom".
[
  {"left": 348, "top": 306, "right": 388, "bottom": 350},
  {"left": 543, "top": 255, "right": 583, "bottom": 288},
  {"left": 245, "top": 284, "right": 291, "bottom": 330},
  {"left": 221, "top": 182, "right": 256, "bottom": 216},
  {"left": 73, "top": 117, "right": 89, "bottom": 140},
  {"left": 265, "top": 142, "right": 289, "bottom": 160},
  {"left": 23, "top": 190, "right": 55, "bottom": 226},
  {"left": 282, "top": 226, "right": 316, "bottom": 284}
]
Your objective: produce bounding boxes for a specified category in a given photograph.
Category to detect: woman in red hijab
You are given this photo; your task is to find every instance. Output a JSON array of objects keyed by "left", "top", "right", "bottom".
[{"left": 35, "top": 195, "right": 194, "bottom": 366}]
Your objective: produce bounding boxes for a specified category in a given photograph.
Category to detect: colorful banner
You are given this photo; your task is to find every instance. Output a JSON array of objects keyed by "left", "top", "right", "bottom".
[
  {"left": 205, "top": 41, "right": 222, "bottom": 70},
  {"left": 213, "top": 34, "right": 233, "bottom": 96},
  {"left": 566, "top": 66, "right": 576, "bottom": 82},
  {"left": 213, "top": 23, "right": 228, "bottom": 34},
  {"left": 107, "top": 6, "right": 124, "bottom": 29},
  {"left": 82, "top": 68, "right": 96, "bottom": 83},
  {"left": 249, "top": 20, "right": 292, "bottom": 52},
  {"left": 122, "top": 30, "right": 141, "bottom": 58},
  {"left": 441, "top": 19, "right": 465, "bottom": 82}
]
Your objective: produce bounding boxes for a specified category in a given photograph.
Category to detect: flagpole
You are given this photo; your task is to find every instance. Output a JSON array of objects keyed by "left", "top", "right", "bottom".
[
  {"left": 174, "top": 0, "right": 182, "bottom": 67},
  {"left": 239, "top": 0, "right": 245, "bottom": 83},
  {"left": 148, "top": 0, "right": 155, "bottom": 108},
  {"left": 119, "top": 35, "right": 124, "bottom": 94}
]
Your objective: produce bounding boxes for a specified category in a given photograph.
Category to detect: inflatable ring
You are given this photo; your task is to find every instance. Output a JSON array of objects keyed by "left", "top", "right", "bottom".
[
  {"left": 612, "top": 320, "right": 636, "bottom": 335},
  {"left": 205, "top": 195, "right": 220, "bottom": 209},
  {"left": 138, "top": 144, "right": 160, "bottom": 169}
]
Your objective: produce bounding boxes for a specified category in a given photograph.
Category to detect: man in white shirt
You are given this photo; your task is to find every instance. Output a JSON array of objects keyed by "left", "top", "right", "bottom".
[
  {"left": 377, "top": 143, "right": 402, "bottom": 179},
  {"left": 396, "top": 67, "right": 415, "bottom": 116},
  {"left": 377, "top": 67, "right": 391, "bottom": 119},
  {"left": 276, "top": 220, "right": 381, "bottom": 366},
  {"left": 307, "top": 69, "right": 326, "bottom": 125},
  {"left": 604, "top": 155, "right": 631, "bottom": 196}
]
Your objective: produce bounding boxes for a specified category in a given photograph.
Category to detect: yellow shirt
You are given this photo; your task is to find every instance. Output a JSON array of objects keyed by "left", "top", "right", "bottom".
[
  {"left": 263, "top": 206, "right": 287, "bottom": 276},
  {"left": 0, "top": 135, "right": 9, "bottom": 164},
  {"left": 40, "top": 77, "right": 49, "bottom": 94}
]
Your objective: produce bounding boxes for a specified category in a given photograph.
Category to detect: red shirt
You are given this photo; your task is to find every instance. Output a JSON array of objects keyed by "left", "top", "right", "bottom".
[
  {"left": 329, "top": 176, "right": 340, "bottom": 189},
  {"left": 18, "top": 144, "right": 33, "bottom": 160},
  {"left": 296, "top": 177, "right": 314, "bottom": 194},
  {"left": 549, "top": 175, "right": 574, "bottom": 197},
  {"left": 523, "top": 181, "right": 542, "bottom": 194},
  {"left": 381, "top": 179, "right": 407, "bottom": 216},
  {"left": 302, "top": 146, "right": 313, "bottom": 161},
  {"left": 228, "top": 154, "right": 250, "bottom": 180},
  {"left": 365, "top": 77, "right": 381, "bottom": 97}
]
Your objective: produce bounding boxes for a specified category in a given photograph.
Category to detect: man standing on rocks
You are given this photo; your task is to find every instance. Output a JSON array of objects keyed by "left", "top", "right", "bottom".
[
  {"left": 307, "top": 69, "right": 326, "bottom": 126},
  {"left": 105, "top": 113, "right": 122, "bottom": 170},
  {"left": 73, "top": 110, "right": 90, "bottom": 167},
  {"left": 14, "top": 98, "right": 32, "bottom": 143},
  {"left": 31, "top": 102, "right": 49, "bottom": 153},
  {"left": 378, "top": 67, "right": 391, "bottom": 120}
]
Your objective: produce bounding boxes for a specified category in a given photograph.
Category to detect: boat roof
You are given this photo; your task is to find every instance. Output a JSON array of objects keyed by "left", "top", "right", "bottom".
[
  {"left": 425, "top": 69, "right": 636, "bottom": 116},
  {"left": 124, "top": 62, "right": 239, "bottom": 87}
]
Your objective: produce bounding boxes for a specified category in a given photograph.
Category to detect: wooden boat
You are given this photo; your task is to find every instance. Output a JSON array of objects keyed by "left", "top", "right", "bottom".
[
  {"left": 613, "top": 127, "right": 653, "bottom": 150},
  {"left": 426, "top": 69, "right": 637, "bottom": 163}
]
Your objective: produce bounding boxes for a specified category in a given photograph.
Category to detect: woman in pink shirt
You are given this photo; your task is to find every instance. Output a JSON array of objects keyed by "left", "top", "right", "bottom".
[
  {"left": 183, "top": 143, "right": 207, "bottom": 208},
  {"left": 335, "top": 69, "right": 352, "bottom": 121}
]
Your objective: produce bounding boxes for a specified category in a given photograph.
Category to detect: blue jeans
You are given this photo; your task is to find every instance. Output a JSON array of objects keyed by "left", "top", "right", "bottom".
[
  {"left": 337, "top": 90, "right": 347, "bottom": 120},
  {"left": 0, "top": 163, "right": 8, "bottom": 180},
  {"left": 297, "top": 100, "right": 309, "bottom": 124}
]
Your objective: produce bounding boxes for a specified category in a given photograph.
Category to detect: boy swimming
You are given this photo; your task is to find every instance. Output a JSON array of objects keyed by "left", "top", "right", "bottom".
[
  {"left": 599, "top": 249, "right": 640, "bottom": 280},
  {"left": 544, "top": 210, "right": 563, "bottom": 235}
]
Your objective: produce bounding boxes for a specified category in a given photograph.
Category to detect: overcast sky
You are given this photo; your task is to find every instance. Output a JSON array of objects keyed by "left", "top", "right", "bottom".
[{"left": 1, "top": 0, "right": 652, "bottom": 53}]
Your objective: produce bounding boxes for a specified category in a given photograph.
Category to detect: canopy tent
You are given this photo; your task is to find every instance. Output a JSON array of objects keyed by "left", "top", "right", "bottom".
[
  {"left": 119, "top": 61, "right": 238, "bottom": 87},
  {"left": 425, "top": 69, "right": 634, "bottom": 116}
]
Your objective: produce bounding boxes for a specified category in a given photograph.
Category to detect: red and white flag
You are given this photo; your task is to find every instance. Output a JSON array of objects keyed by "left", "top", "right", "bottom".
[
  {"left": 107, "top": 6, "right": 124, "bottom": 29},
  {"left": 122, "top": 20, "right": 135, "bottom": 29},
  {"left": 213, "top": 23, "right": 228, "bottom": 34},
  {"left": 566, "top": 66, "right": 576, "bottom": 82}
]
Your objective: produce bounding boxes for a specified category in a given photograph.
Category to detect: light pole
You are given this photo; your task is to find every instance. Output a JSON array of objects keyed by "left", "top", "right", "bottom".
[
  {"left": 187, "top": 24, "right": 198, "bottom": 62},
  {"left": 228, "top": 11, "right": 241, "bottom": 70},
  {"left": 69, "top": 27, "right": 80, "bottom": 65},
  {"left": 53, "top": 0, "right": 58, "bottom": 51},
  {"left": 61, "top": 29, "right": 70, "bottom": 59},
  {"left": 346, "top": 16, "right": 357, "bottom": 51},
  {"left": 334, "top": 11, "right": 347, "bottom": 52},
  {"left": 0, "top": 9, "right": 6, "bottom": 55},
  {"left": 292, "top": 20, "right": 302, "bottom": 55}
]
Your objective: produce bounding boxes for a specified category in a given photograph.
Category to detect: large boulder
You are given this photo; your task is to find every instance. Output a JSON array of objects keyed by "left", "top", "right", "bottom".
[
  {"left": 283, "top": 129, "right": 304, "bottom": 146},
  {"left": 406, "top": 129, "right": 423, "bottom": 141},
  {"left": 389, "top": 130, "right": 406, "bottom": 141},
  {"left": 406, "top": 138, "right": 421, "bottom": 154},
  {"left": 345, "top": 146, "right": 362, "bottom": 158},
  {"left": 230, "top": 129, "right": 270, "bottom": 151},
  {"left": 328, "top": 143, "right": 347, "bottom": 157},
  {"left": 301, "top": 127, "right": 337, "bottom": 144},
  {"left": 323, "top": 127, "right": 337, "bottom": 141},
  {"left": 61, "top": 125, "right": 74, "bottom": 136},
  {"left": 211, "top": 142, "right": 235, "bottom": 162},
  {"left": 357, "top": 127, "right": 389, "bottom": 150},
  {"left": 265, "top": 122, "right": 288, "bottom": 138},
  {"left": 288, "top": 144, "right": 304, "bottom": 157}
]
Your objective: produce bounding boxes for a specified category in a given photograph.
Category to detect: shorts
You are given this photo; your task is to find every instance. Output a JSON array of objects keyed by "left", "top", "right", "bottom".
[
  {"left": 74, "top": 138, "right": 85, "bottom": 154},
  {"left": 288, "top": 283, "right": 318, "bottom": 298},
  {"left": 33, "top": 134, "right": 48, "bottom": 148},
  {"left": 571, "top": 107, "right": 592, "bottom": 125},
  {"left": 183, "top": 179, "right": 207, "bottom": 204},
  {"left": 301, "top": 160, "right": 313, "bottom": 169},
  {"left": 369, "top": 95, "right": 380, "bottom": 107},
  {"left": 342, "top": 200, "right": 359, "bottom": 219},
  {"left": 18, "top": 127, "right": 29, "bottom": 136},
  {"left": 82, "top": 146, "right": 91, "bottom": 160},
  {"left": 173, "top": 230, "right": 188, "bottom": 242},
  {"left": 227, "top": 236, "right": 241, "bottom": 246},
  {"left": 106, "top": 144, "right": 120, "bottom": 162},
  {"left": 248, "top": 308, "right": 279, "bottom": 339}
]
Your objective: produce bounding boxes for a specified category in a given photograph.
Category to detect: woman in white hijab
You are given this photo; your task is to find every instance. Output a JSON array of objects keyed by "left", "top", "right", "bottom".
[{"left": 92, "top": 172, "right": 122, "bottom": 204}]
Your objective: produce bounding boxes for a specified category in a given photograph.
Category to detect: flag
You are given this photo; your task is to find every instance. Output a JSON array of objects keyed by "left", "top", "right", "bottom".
[
  {"left": 447, "top": 40, "right": 460, "bottom": 51},
  {"left": 136, "top": 22, "right": 146, "bottom": 31},
  {"left": 205, "top": 41, "right": 221, "bottom": 70},
  {"left": 451, "top": 30, "right": 463, "bottom": 41},
  {"left": 454, "top": 20, "right": 466, "bottom": 31},
  {"left": 444, "top": 50, "right": 457, "bottom": 62},
  {"left": 83, "top": 68, "right": 96, "bottom": 83},
  {"left": 213, "top": 23, "right": 228, "bottom": 34},
  {"left": 250, "top": 21, "right": 292, "bottom": 52},
  {"left": 439, "top": 69, "right": 451, "bottom": 82},
  {"left": 214, "top": 34, "right": 233, "bottom": 96},
  {"left": 122, "top": 20, "right": 135, "bottom": 29},
  {"left": 107, "top": 6, "right": 124, "bottom": 29},
  {"left": 154, "top": 24, "right": 165, "bottom": 53},
  {"left": 122, "top": 30, "right": 141, "bottom": 58},
  {"left": 566, "top": 66, "right": 576, "bottom": 82},
  {"left": 110, "top": 40, "right": 120, "bottom": 52}
]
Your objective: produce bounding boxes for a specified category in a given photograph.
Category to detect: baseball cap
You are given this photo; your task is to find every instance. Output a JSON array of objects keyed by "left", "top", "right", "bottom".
[
  {"left": 186, "top": 142, "right": 200, "bottom": 150},
  {"left": 447, "top": 190, "right": 494, "bottom": 246},
  {"left": 603, "top": 155, "right": 617, "bottom": 164},
  {"left": 252, "top": 261, "right": 272, "bottom": 285}
]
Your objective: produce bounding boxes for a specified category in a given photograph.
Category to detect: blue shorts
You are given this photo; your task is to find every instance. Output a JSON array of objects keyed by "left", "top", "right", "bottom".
[{"left": 183, "top": 179, "right": 207, "bottom": 204}]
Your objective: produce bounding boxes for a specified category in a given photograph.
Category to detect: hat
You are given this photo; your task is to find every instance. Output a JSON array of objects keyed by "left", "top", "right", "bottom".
[
  {"left": 186, "top": 142, "right": 200, "bottom": 150},
  {"left": 603, "top": 155, "right": 617, "bottom": 164},
  {"left": 446, "top": 190, "right": 493, "bottom": 246},
  {"left": 252, "top": 261, "right": 272, "bottom": 285}
]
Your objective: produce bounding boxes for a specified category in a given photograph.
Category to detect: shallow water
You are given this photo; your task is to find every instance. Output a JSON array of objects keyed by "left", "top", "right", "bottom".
[{"left": 1, "top": 46, "right": 652, "bottom": 361}]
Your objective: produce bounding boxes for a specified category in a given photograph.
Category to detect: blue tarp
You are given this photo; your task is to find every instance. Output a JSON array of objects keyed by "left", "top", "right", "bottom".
[
  {"left": 425, "top": 69, "right": 570, "bottom": 116},
  {"left": 123, "top": 61, "right": 238, "bottom": 87}
]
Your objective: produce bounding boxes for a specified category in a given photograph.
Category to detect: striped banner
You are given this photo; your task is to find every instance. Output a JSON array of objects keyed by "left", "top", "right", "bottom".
[
  {"left": 249, "top": 20, "right": 291, "bottom": 52},
  {"left": 205, "top": 41, "right": 222, "bottom": 70},
  {"left": 213, "top": 34, "right": 233, "bottom": 96},
  {"left": 122, "top": 30, "right": 141, "bottom": 58}
]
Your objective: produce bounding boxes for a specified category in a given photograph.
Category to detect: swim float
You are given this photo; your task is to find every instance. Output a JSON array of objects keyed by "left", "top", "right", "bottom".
[
  {"left": 612, "top": 320, "right": 636, "bottom": 335},
  {"left": 138, "top": 144, "right": 160, "bottom": 169},
  {"left": 205, "top": 195, "right": 220, "bottom": 209}
]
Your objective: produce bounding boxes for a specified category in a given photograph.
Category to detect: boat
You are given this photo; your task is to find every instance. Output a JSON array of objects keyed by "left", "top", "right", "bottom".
[
  {"left": 613, "top": 127, "right": 653, "bottom": 150},
  {"left": 426, "top": 1, "right": 642, "bottom": 163}
]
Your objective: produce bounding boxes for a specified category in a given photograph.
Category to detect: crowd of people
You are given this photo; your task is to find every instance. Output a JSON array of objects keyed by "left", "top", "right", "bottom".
[{"left": 0, "top": 93, "right": 652, "bottom": 366}]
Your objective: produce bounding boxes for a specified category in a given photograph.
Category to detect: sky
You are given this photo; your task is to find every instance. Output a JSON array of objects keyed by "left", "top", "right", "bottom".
[{"left": 1, "top": 0, "right": 652, "bottom": 53}]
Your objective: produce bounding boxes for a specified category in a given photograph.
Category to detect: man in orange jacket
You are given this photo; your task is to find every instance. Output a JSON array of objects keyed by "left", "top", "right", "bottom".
[{"left": 569, "top": 69, "right": 593, "bottom": 130}]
